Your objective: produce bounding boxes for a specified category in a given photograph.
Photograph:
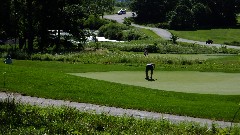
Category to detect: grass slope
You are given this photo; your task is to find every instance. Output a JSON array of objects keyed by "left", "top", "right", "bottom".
[
  {"left": 170, "top": 29, "right": 240, "bottom": 45},
  {"left": 2, "top": 100, "right": 238, "bottom": 134}
]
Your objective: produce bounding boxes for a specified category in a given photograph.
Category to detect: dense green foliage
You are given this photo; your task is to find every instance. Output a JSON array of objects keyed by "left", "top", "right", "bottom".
[
  {"left": 130, "top": 0, "right": 240, "bottom": 29},
  {"left": 0, "top": 0, "right": 114, "bottom": 53},
  {"left": 2, "top": 100, "right": 239, "bottom": 134},
  {"left": 98, "top": 22, "right": 148, "bottom": 41}
]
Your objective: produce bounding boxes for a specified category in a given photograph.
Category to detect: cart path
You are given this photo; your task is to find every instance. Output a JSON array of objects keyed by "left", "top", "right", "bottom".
[
  {"left": 104, "top": 12, "right": 240, "bottom": 49},
  {"left": 0, "top": 92, "right": 239, "bottom": 128}
]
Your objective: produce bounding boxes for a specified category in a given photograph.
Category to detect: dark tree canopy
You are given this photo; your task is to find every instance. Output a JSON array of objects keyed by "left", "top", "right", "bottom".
[
  {"left": 130, "top": 0, "right": 239, "bottom": 29},
  {"left": 0, "top": 0, "right": 114, "bottom": 53},
  {"left": 130, "top": 0, "right": 178, "bottom": 23}
]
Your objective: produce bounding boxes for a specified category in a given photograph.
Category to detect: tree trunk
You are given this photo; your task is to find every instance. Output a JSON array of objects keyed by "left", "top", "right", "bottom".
[
  {"left": 39, "top": 0, "right": 48, "bottom": 53},
  {"left": 26, "top": 0, "right": 34, "bottom": 54}
]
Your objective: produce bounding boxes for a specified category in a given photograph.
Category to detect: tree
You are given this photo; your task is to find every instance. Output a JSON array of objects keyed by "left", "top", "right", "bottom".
[
  {"left": 130, "top": 0, "right": 239, "bottom": 29},
  {"left": 0, "top": 0, "right": 115, "bottom": 53},
  {"left": 236, "top": 0, "right": 240, "bottom": 13},
  {"left": 26, "top": 0, "right": 35, "bottom": 53},
  {"left": 130, "top": 0, "right": 178, "bottom": 23},
  {"left": 169, "top": 5, "right": 195, "bottom": 29},
  {"left": 85, "top": 0, "right": 114, "bottom": 18},
  {"left": 0, "top": 0, "right": 17, "bottom": 41},
  {"left": 196, "top": 0, "right": 238, "bottom": 27},
  {"left": 192, "top": 3, "right": 210, "bottom": 27}
]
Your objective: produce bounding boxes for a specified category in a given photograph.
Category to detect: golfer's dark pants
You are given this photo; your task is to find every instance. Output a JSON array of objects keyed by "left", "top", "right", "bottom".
[{"left": 146, "top": 65, "right": 153, "bottom": 78}]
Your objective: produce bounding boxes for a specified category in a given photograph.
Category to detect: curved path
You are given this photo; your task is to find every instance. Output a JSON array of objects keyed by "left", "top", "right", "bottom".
[
  {"left": 0, "top": 92, "right": 239, "bottom": 128},
  {"left": 104, "top": 12, "right": 240, "bottom": 49}
]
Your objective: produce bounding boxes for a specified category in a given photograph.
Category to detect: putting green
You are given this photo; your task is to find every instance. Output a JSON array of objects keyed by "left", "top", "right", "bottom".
[{"left": 69, "top": 71, "right": 240, "bottom": 95}]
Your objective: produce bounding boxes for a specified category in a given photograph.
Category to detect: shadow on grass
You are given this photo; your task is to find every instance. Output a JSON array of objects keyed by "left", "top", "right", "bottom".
[{"left": 145, "top": 78, "right": 156, "bottom": 81}]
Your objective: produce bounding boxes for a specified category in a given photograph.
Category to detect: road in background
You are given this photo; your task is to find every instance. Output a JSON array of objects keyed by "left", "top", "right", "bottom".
[{"left": 104, "top": 12, "right": 240, "bottom": 49}]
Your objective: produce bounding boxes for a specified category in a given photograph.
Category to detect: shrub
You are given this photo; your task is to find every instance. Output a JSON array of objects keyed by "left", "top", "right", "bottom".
[
  {"left": 84, "top": 15, "right": 109, "bottom": 30},
  {"left": 98, "top": 22, "right": 129, "bottom": 40},
  {"left": 123, "top": 17, "right": 132, "bottom": 26},
  {"left": 122, "top": 29, "right": 146, "bottom": 41},
  {"left": 170, "top": 33, "right": 179, "bottom": 44},
  {"left": 146, "top": 43, "right": 159, "bottom": 53},
  {"left": 14, "top": 51, "right": 29, "bottom": 60},
  {"left": 156, "top": 22, "right": 170, "bottom": 29},
  {"left": 98, "top": 23, "right": 148, "bottom": 41}
]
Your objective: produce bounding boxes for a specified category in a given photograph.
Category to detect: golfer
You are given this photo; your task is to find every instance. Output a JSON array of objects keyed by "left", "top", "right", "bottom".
[
  {"left": 145, "top": 63, "right": 155, "bottom": 80},
  {"left": 144, "top": 48, "right": 148, "bottom": 56}
]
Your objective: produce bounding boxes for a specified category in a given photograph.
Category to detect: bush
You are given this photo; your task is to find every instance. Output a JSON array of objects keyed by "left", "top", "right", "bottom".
[
  {"left": 12, "top": 50, "right": 30, "bottom": 60},
  {"left": 123, "top": 17, "right": 132, "bottom": 26},
  {"left": 146, "top": 43, "right": 159, "bottom": 53},
  {"left": 123, "top": 29, "right": 144, "bottom": 41},
  {"left": 156, "top": 22, "right": 170, "bottom": 29},
  {"left": 84, "top": 15, "right": 109, "bottom": 30},
  {"left": 98, "top": 22, "right": 148, "bottom": 41},
  {"left": 98, "top": 22, "right": 128, "bottom": 40}
]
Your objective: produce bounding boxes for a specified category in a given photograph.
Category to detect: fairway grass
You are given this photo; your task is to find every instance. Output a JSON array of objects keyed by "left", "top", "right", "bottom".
[
  {"left": 70, "top": 71, "right": 240, "bottom": 95},
  {"left": 1, "top": 60, "right": 240, "bottom": 122}
]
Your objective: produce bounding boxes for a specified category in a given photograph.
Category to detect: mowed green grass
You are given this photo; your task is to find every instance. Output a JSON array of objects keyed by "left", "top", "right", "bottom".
[
  {"left": 70, "top": 71, "right": 240, "bottom": 95},
  {"left": 1, "top": 59, "right": 240, "bottom": 122},
  {"left": 169, "top": 28, "right": 240, "bottom": 45},
  {"left": 139, "top": 28, "right": 162, "bottom": 39},
  {"left": 170, "top": 16, "right": 240, "bottom": 45}
]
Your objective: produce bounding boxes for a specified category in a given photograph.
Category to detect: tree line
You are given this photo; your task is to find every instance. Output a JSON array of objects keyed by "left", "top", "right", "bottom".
[
  {"left": 130, "top": 0, "right": 240, "bottom": 29},
  {"left": 0, "top": 0, "right": 114, "bottom": 54}
]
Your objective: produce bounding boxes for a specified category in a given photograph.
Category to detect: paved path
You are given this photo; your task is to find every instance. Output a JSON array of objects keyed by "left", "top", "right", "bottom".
[
  {"left": 104, "top": 12, "right": 240, "bottom": 49},
  {"left": 0, "top": 92, "right": 239, "bottom": 128}
]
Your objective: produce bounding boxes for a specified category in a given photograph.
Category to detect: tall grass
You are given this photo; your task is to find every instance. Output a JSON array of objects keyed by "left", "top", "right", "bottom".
[
  {"left": 87, "top": 41, "right": 240, "bottom": 54},
  {"left": 1, "top": 99, "right": 240, "bottom": 134},
  {"left": 30, "top": 51, "right": 207, "bottom": 66},
  {"left": 30, "top": 51, "right": 240, "bottom": 72}
]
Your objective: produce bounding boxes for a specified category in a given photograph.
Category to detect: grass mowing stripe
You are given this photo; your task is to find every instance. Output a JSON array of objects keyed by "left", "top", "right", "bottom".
[{"left": 0, "top": 60, "right": 240, "bottom": 122}]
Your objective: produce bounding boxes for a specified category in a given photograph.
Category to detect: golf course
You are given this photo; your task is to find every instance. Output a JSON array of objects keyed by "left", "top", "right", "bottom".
[
  {"left": 70, "top": 71, "right": 240, "bottom": 95},
  {"left": 1, "top": 39, "right": 240, "bottom": 134},
  {"left": 1, "top": 0, "right": 240, "bottom": 133}
]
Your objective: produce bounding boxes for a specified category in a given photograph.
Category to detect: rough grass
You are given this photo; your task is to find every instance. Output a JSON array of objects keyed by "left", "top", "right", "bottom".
[{"left": 2, "top": 100, "right": 238, "bottom": 134}]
